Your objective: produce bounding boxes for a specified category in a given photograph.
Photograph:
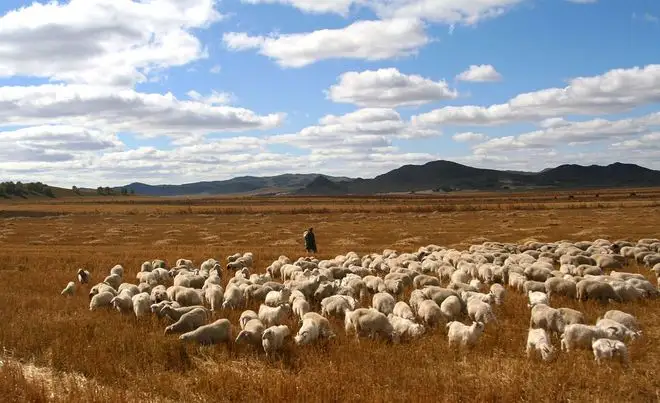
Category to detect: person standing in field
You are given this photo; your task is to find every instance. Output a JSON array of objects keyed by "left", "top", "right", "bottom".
[{"left": 303, "top": 227, "right": 317, "bottom": 254}]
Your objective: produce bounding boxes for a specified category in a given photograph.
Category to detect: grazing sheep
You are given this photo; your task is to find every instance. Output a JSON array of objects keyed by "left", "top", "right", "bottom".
[
  {"left": 466, "top": 297, "right": 497, "bottom": 325},
  {"left": 523, "top": 280, "right": 546, "bottom": 294},
  {"left": 292, "top": 298, "right": 311, "bottom": 321},
  {"left": 160, "top": 305, "right": 208, "bottom": 322},
  {"left": 544, "top": 278, "right": 577, "bottom": 299},
  {"left": 417, "top": 299, "right": 444, "bottom": 327},
  {"left": 529, "top": 304, "right": 565, "bottom": 338},
  {"left": 235, "top": 318, "right": 266, "bottom": 347},
  {"left": 180, "top": 319, "right": 232, "bottom": 346},
  {"left": 132, "top": 292, "right": 151, "bottom": 318},
  {"left": 526, "top": 328, "right": 556, "bottom": 362},
  {"left": 560, "top": 324, "right": 615, "bottom": 352},
  {"left": 258, "top": 304, "right": 291, "bottom": 327},
  {"left": 528, "top": 291, "right": 549, "bottom": 308},
  {"left": 164, "top": 307, "right": 208, "bottom": 335},
  {"left": 344, "top": 308, "right": 398, "bottom": 343},
  {"left": 392, "top": 301, "right": 416, "bottom": 321},
  {"left": 321, "top": 295, "right": 355, "bottom": 319},
  {"left": 264, "top": 287, "right": 291, "bottom": 307},
  {"left": 204, "top": 283, "right": 224, "bottom": 311},
  {"left": 372, "top": 292, "right": 396, "bottom": 316},
  {"left": 110, "top": 292, "right": 134, "bottom": 314},
  {"left": 89, "top": 291, "right": 114, "bottom": 311},
  {"left": 77, "top": 269, "right": 91, "bottom": 284},
  {"left": 239, "top": 310, "right": 258, "bottom": 329},
  {"left": 262, "top": 325, "right": 291, "bottom": 355},
  {"left": 295, "top": 312, "right": 335, "bottom": 345},
  {"left": 222, "top": 284, "right": 244, "bottom": 310},
  {"left": 413, "top": 274, "right": 441, "bottom": 289},
  {"left": 61, "top": 281, "right": 75, "bottom": 296},
  {"left": 576, "top": 280, "right": 622, "bottom": 303},
  {"left": 118, "top": 283, "right": 139, "bottom": 298},
  {"left": 446, "top": 321, "right": 485, "bottom": 349},
  {"left": 557, "top": 307, "right": 586, "bottom": 326},
  {"left": 489, "top": 283, "right": 505, "bottom": 305},
  {"left": 440, "top": 295, "right": 462, "bottom": 321},
  {"left": 103, "top": 274, "right": 122, "bottom": 291},
  {"left": 387, "top": 314, "right": 426, "bottom": 340},
  {"left": 603, "top": 310, "right": 640, "bottom": 333},
  {"left": 595, "top": 318, "right": 640, "bottom": 342},
  {"left": 592, "top": 338, "right": 629, "bottom": 365}
]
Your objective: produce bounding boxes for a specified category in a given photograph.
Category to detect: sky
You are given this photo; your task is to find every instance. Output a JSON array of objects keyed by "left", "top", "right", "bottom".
[{"left": 0, "top": 0, "right": 659, "bottom": 188}]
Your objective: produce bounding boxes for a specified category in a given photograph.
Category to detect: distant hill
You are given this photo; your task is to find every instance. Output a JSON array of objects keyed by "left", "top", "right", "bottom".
[
  {"left": 118, "top": 174, "right": 353, "bottom": 196},
  {"left": 294, "top": 161, "right": 660, "bottom": 195}
]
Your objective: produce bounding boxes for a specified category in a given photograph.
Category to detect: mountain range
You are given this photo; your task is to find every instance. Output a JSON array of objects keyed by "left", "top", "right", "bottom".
[{"left": 113, "top": 161, "right": 660, "bottom": 196}]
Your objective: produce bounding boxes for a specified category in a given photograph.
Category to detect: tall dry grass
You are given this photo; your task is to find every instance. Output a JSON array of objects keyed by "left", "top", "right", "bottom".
[{"left": 0, "top": 194, "right": 659, "bottom": 402}]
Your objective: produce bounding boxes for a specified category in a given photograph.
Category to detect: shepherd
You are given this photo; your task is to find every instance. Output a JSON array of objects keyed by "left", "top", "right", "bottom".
[{"left": 303, "top": 227, "right": 317, "bottom": 254}]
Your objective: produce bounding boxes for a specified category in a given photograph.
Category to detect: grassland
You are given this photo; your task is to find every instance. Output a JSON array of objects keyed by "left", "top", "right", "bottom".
[{"left": 0, "top": 188, "right": 659, "bottom": 402}]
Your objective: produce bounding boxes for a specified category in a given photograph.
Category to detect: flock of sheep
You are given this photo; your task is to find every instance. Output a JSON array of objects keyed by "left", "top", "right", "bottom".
[{"left": 61, "top": 237, "right": 660, "bottom": 365}]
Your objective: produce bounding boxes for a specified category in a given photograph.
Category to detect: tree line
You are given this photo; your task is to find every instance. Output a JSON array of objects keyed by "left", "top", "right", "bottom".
[{"left": 0, "top": 181, "right": 55, "bottom": 198}]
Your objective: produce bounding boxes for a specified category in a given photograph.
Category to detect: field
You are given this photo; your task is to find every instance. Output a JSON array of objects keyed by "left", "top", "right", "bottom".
[{"left": 0, "top": 188, "right": 659, "bottom": 402}]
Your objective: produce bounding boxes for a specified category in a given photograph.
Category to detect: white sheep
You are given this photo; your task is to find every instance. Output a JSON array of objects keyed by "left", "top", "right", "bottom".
[
  {"left": 132, "top": 292, "right": 151, "bottom": 318},
  {"left": 117, "top": 283, "right": 139, "bottom": 298},
  {"left": 239, "top": 310, "right": 258, "bottom": 329},
  {"left": 591, "top": 338, "right": 629, "bottom": 366},
  {"left": 235, "top": 318, "right": 266, "bottom": 347},
  {"left": 560, "top": 324, "right": 615, "bottom": 352},
  {"left": 109, "top": 264, "right": 124, "bottom": 277},
  {"left": 602, "top": 310, "right": 640, "bottom": 333},
  {"left": 103, "top": 273, "right": 122, "bottom": 291},
  {"left": 392, "top": 301, "right": 416, "bottom": 321},
  {"left": 295, "top": 312, "right": 335, "bottom": 345},
  {"left": 446, "top": 321, "right": 485, "bottom": 349},
  {"left": 292, "top": 298, "right": 311, "bottom": 321},
  {"left": 110, "top": 292, "right": 134, "bottom": 314},
  {"left": 529, "top": 304, "right": 565, "bottom": 339},
  {"left": 321, "top": 295, "right": 356, "bottom": 319},
  {"left": 164, "top": 307, "right": 208, "bottom": 335},
  {"left": 89, "top": 291, "right": 114, "bottom": 311},
  {"left": 440, "top": 295, "right": 462, "bottom": 321},
  {"left": 557, "top": 307, "right": 586, "bottom": 326},
  {"left": 180, "top": 319, "right": 232, "bottom": 346},
  {"left": 264, "top": 287, "right": 291, "bottom": 307},
  {"left": 204, "top": 283, "right": 224, "bottom": 311},
  {"left": 258, "top": 303, "right": 291, "bottom": 327},
  {"left": 344, "top": 308, "right": 399, "bottom": 343},
  {"left": 489, "top": 283, "right": 505, "bottom": 305},
  {"left": 595, "top": 318, "right": 640, "bottom": 342},
  {"left": 61, "top": 281, "right": 75, "bottom": 296},
  {"left": 387, "top": 314, "right": 426, "bottom": 340},
  {"left": 466, "top": 297, "right": 497, "bottom": 325},
  {"left": 525, "top": 328, "right": 556, "bottom": 362},
  {"left": 417, "top": 299, "right": 443, "bottom": 327},
  {"left": 159, "top": 305, "right": 208, "bottom": 323},
  {"left": 527, "top": 291, "right": 549, "bottom": 308},
  {"left": 222, "top": 284, "right": 244, "bottom": 310},
  {"left": 262, "top": 325, "right": 291, "bottom": 355},
  {"left": 372, "top": 292, "right": 396, "bottom": 316}
]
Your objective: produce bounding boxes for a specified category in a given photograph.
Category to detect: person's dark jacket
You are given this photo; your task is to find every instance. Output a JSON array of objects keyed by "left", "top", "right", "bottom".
[{"left": 304, "top": 230, "right": 317, "bottom": 252}]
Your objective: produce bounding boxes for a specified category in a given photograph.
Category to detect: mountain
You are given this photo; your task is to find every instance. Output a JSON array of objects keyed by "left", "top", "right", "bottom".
[
  {"left": 294, "top": 161, "right": 660, "bottom": 195},
  {"left": 118, "top": 174, "right": 353, "bottom": 196}
]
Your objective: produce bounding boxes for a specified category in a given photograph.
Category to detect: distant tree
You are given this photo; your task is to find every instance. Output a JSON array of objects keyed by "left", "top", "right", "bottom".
[
  {"left": 96, "top": 186, "right": 104, "bottom": 195},
  {"left": 129, "top": 188, "right": 135, "bottom": 195},
  {"left": 72, "top": 186, "right": 80, "bottom": 195},
  {"left": 43, "top": 186, "right": 55, "bottom": 198},
  {"left": 121, "top": 187, "right": 128, "bottom": 196},
  {"left": 104, "top": 186, "right": 112, "bottom": 195}
]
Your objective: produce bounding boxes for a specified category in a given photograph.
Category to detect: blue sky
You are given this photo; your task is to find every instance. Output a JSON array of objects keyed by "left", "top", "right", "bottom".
[{"left": 0, "top": 0, "right": 659, "bottom": 187}]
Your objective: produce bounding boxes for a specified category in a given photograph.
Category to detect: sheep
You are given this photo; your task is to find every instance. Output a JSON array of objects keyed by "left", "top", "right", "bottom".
[
  {"left": 258, "top": 304, "right": 291, "bottom": 327},
  {"left": 489, "top": 283, "right": 505, "bottom": 305},
  {"left": 222, "top": 284, "right": 244, "bottom": 310},
  {"left": 321, "top": 295, "right": 355, "bottom": 319},
  {"left": 235, "top": 318, "right": 266, "bottom": 347},
  {"left": 262, "top": 325, "right": 290, "bottom": 355},
  {"left": 417, "top": 299, "right": 444, "bottom": 327},
  {"left": 164, "top": 307, "right": 208, "bottom": 335},
  {"left": 523, "top": 280, "right": 546, "bottom": 294},
  {"left": 526, "top": 328, "right": 556, "bottom": 362},
  {"left": 89, "top": 291, "right": 114, "bottom": 311},
  {"left": 440, "top": 295, "right": 462, "bottom": 321},
  {"left": 264, "top": 287, "right": 291, "bottom": 307},
  {"left": 117, "top": 283, "right": 139, "bottom": 298},
  {"left": 529, "top": 304, "right": 565, "bottom": 339},
  {"left": 344, "top": 308, "right": 398, "bottom": 343},
  {"left": 446, "top": 321, "right": 485, "bottom": 349},
  {"left": 392, "top": 301, "right": 416, "bottom": 321},
  {"left": 132, "top": 292, "right": 151, "bottom": 318},
  {"left": 372, "top": 292, "right": 396, "bottom": 316},
  {"left": 292, "top": 297, "right": 311, "bottom": 321},
  {"left": 460, "top": 291, "right": 494, "bottom": 305},
  {"left": 557, "top": 307, "right": 586, "bottom": 325},
  {"left": 603, "top": 310, "right": 640, "bottom": 333},
  {"left": 150, "top": 285, "right": 168, "bottom": 304},
  {"left": 103, "top": 274, "right": 122, "bottom": 291},
  {"left": 466, "top": 297, "right": 497, "bottom": 325},
  {"left": 591, "top": 338, "right": 629, "bottom": 366},
  {"left": 576, "top": 280, "right": 622, "bottom": 303},
  {"left": 110, "top": 292, "right": 133, "bottom": 314},
  {"left": 61, "top": 281, "right": 75, "bottom": 296},
  {"left": 150, "top": 301, "right": 180, "bottom": 317},
  {"left": 295, "top": 312, "right": 335, "bottom": 345},
  {"left": 560, "top": 324, "right": 615, "bottom": 352},
  {"left": 77, "top": 269, "right": 91, "bottom": 284},
  {"left": 203, "top": 283, "right": 224, "bottom": 311},
  {"left": 527, "top": 291, "right": 549, "bottom": 308},
  {"left": 544, "top": 277, "right": 577, "bottom": 299},
  {"left": 239, "top": 310, "right": 258, "bottom": 329},
  {"left": 159, "top": 305, "right": 208, "bottom": 322},
  {"left": 595, "top": 318, "right": 640, "bottom": 342},
  {"left": 387, "top": 314, "right": 426, "bottom": 340},
  {"left": 180, "top": 319, "right": 232, "bottom": 346},
  {"left": 413, "top": 274, "right": 441, "bottom": 289},
  {"left": 170, "top": 287, "right": 203, "bottom": 307}
]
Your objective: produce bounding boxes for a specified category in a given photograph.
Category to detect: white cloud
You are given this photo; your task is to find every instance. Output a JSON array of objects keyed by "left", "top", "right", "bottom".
[
  {"left": 240, "top": 0, "right": 361, "bottom": 16},
  {"left": 186, "top": 90, "right": 234, "bottom": 105},
  {"left": 326, "top": 68, "right": 458, "bottom": 108},
  {"left": 0, "top": 0, "right": 223, "bottom": 87},
  {"left": 452, "top": 132, "right": 487, "bottom": 142},
  {"left": 613, "top": 132, "right": 660, "bottom": 150},
  {"left": 413, "top": 64, "right": 660, "bottom": 126},
  {"left": 0, "top": 84, "right": 285, "bottom": 140},
  {"left": 209, "top": 65, "right": 222, "bottom": 74},
  {"left": 370, "top": 0, "right": 525, "bottom": 25},
  {"left": 223, "top": 18, "right": 429, "bottom": 67},
  {"left": 643, "top": 13, "right": 659, "bottom": 23},
  {"left": 456, "top": 64, "right": 502, "bottom": 82}
]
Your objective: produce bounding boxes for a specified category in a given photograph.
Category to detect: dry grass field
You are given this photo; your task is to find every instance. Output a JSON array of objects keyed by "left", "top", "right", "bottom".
[{"left": 0, "top": 188, "right": 659, "bottom": 403}]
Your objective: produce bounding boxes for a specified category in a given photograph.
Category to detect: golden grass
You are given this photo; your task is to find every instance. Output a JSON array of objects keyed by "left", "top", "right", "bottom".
[{"left": 0, "top": 191, "right": 659, "bottom": 402}]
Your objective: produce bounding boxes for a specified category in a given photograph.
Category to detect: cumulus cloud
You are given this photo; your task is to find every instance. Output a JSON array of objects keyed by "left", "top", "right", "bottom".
[
  {"left": 612, "top": 132, "right": 660, "bottom": 150},
  {"left": 413, "top": 64, "right": 660, "bottom": 126},
  {"left": 370, "top": 0, "right": 525, "bottom": 25},
  {"left": 240, "top": 0, "right": 361, "bottom": 16},
  {"left": 326, "top": 68, "right": 458, "bottom": 108},
  {"left": 0, "top": 84, "right": 285, "bottom": 140},
  {"left": 223, "top": 19, "right": 429, "bottom": 67},
  {"left": 0, "top": 0, "right": 223, "bottom": 87},
  {"left": 456, "top": 64, "right": 502, "bottom": 82},
  {"left": 452, "top": 132, "right": 487, "bottom": 142},
  {"left": 186, "top": 90, "right": 234, "bottom": 105}
]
